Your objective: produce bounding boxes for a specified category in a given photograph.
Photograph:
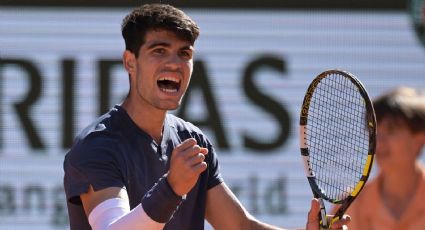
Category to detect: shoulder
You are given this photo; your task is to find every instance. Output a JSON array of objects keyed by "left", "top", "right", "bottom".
[
  {"left": 65, "top": 109, "right": 127, "bottom": 165},
  {"left": 75, "top": 106, "right": 125, "bottom": 143}
]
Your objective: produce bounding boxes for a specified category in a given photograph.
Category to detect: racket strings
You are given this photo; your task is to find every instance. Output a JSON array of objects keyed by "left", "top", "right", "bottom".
[{"left": 307, "top": 73, "right": 369, "bottom": 201}]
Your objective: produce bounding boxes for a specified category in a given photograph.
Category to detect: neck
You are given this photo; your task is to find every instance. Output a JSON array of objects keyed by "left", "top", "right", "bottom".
[
  {"left": 379, "top": 162, "right": 421, "bottom": 219},
  {"left": 381, "top": 162, "right": 421, "bottom": 197},
  {"left": 121, "top": 98, "right": 167, "bottom": 143}
]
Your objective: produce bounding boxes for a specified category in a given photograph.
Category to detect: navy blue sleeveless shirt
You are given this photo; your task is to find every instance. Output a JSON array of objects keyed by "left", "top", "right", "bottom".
[{"left": 63, "top": 105, "right": 223, "bottom": 230}]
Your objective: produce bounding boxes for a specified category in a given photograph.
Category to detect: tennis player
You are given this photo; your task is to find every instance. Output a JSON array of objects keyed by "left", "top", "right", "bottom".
[{"left": 63, "top": 4, "right": 350, "bottom": 230}]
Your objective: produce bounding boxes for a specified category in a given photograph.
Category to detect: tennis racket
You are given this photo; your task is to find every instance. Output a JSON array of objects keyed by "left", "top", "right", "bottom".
[{"left": 299, "top": 69, "right": 376, "bottom": 229}]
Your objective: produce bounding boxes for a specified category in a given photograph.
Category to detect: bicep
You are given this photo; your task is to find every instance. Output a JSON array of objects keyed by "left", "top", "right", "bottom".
[
  {"left": 80, "top": 185, "right": 128, "bottom": 217},
  {"left": 205, "top": 182, "right": 253, "bottom": 229}
]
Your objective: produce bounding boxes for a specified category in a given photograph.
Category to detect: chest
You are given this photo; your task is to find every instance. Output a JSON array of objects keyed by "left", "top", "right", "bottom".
[{"left": 121, "top": 140, "right": 174, "bottom": 207}]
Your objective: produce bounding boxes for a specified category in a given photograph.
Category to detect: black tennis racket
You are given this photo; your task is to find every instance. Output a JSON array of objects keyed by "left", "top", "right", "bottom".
[{"left": 299, "top": 69, "right": 376, "bottom": 229}]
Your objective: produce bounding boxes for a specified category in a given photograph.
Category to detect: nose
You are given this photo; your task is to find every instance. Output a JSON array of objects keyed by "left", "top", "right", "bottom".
[{"left": 164, "top": 53, "right": 184, "bottom": 70}]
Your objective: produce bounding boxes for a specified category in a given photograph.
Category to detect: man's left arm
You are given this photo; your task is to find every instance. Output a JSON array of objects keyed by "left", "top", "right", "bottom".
[{"left": 205, "top": 182, "right": 350, "bottom": 230}]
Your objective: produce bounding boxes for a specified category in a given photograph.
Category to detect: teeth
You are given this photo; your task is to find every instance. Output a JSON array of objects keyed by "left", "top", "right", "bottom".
[
  {"left": 158, "top": 77, "right": 180, "bottom": 83},
  {"left": 161, "top": 88, "right": 178, "bottom": 93}
]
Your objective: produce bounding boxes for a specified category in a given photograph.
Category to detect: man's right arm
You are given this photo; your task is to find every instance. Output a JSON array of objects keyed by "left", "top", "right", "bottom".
[
  {"left": 80, "top": 185, "right": 125, "bottom": 216},
  {"left": 80, "top": 185, "right": 164, "bottom": 230},
  {"left": 79, "top": 138, "right": 207, "bottom": 230}
]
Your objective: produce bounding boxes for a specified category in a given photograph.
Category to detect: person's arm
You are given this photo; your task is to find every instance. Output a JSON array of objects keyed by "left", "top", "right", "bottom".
[
  {"left": 205, "top": 182, "right": 281, "bottom": 229},
  {"left": 80, "top": 186, "right": 125, "bottom": 217},
  {"left": 80, "top": 185, "right": 165, "bottom": 230},
  {"left": 205, "top": 183, "right": 350, "bottom": 230},
  {"left": 79, "top": 138, "right": 207, "bottom": 230}
]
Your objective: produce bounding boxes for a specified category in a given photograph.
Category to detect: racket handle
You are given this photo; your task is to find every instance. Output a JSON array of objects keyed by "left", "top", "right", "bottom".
[{"left": 318, "top": 198, "right": 328, "bottom": 229}]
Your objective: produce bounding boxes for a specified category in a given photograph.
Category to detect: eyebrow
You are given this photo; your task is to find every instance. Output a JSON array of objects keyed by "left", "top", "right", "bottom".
[
  {"left": 146, "top": 41, "right": 193, "bottom": 51},
  {"left": 146, "top": 42, "right": 170, "bottom": 49}
]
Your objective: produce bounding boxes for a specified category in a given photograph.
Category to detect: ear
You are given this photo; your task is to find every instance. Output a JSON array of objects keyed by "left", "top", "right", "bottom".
[
  {"left": 413, "top": 132, "right": 425, "bottom": 157},
  {"left": 123, "top": 50, "right": 137, "bottom": 75}
]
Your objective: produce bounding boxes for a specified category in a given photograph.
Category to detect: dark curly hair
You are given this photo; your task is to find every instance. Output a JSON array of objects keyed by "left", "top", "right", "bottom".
[{"left": 121, "top": 4, "right": 200, "bottom": 57}]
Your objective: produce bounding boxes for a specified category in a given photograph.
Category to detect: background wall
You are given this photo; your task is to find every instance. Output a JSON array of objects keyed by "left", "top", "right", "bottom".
[{"left": 1, "top": 0, "right": 425, "bottom": 229}]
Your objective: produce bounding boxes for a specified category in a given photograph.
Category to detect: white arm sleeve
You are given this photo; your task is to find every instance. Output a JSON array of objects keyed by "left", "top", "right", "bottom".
[{"left": 88, "top": 198, "right": 165, "bottom": 230}]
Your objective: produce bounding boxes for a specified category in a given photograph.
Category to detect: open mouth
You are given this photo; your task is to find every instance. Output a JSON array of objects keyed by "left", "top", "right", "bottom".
[{"left": 157, "top": 77, "right": 181, "bottom": 93}]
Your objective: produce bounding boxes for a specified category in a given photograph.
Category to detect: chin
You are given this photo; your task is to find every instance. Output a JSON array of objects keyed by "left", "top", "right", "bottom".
[
  {"left": 167, "top": 105, "right": 179, "bottom": 111},
  {"left": 161, "top": 103, "right": 180, "bottom": 111}
]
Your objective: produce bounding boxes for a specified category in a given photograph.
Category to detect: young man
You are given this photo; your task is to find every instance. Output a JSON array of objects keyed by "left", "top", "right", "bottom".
[
  {"left": 63, "top": 4, "right": 349, "bottom": 230},
  {"left": 335, "top": 87, "right": 425, "bottom": 230}
]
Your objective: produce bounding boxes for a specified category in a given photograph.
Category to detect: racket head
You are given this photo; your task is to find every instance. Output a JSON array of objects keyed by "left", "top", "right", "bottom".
[{"left": 299, "top": 69, "right": 376, "bottom": 220}]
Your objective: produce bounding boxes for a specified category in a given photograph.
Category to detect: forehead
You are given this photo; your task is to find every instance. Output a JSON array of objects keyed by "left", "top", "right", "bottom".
[
  {"left": 378, "top": 116, "right": 408, "bottom": 128},
  {"left": 143, "top": 29, "right": 194, "bottom": 48}
]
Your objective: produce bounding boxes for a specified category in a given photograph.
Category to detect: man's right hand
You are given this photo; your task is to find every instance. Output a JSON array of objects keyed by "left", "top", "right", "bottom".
[{"left": 167, "top": 138, "right": 208, "bottom": 196}]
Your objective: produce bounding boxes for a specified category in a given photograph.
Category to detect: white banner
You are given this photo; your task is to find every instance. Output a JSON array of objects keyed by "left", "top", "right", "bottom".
[{"left": 1, "top": 8, "right": 425, "bottom": 229}]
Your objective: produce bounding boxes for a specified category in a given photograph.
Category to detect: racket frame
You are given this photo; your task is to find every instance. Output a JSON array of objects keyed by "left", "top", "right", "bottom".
[{"left": 299, "top": 69, "right": 377, "bottom": 228}]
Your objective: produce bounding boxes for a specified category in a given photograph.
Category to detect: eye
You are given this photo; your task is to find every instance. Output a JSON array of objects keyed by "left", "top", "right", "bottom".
[
  {"left": 152, "top": 48, "right": 166, "bottom": 55},
  {"left": 179, "top": 50, "right": 192, "bottom": 59}
]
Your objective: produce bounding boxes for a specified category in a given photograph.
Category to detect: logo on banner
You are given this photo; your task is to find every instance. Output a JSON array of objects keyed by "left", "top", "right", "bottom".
[{"left": 410, "top": 0, "right": 425, "bottom": 48}]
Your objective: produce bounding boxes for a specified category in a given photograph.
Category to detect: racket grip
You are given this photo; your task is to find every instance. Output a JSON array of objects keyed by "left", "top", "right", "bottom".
[{"left": 318, "top": 198, "right": 328, "bottom": 229}]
